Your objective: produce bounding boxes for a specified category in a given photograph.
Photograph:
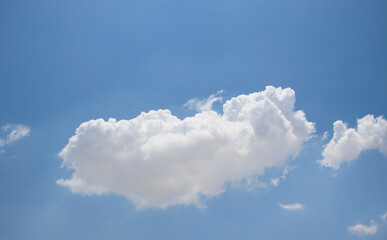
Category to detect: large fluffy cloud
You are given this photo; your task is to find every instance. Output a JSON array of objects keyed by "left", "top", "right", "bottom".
[
  {"left": 58, "top": 86, "right": 315, "bottom": 209},
  {"left": 319, "top": 115, "right": 387, "bottom": 169}
]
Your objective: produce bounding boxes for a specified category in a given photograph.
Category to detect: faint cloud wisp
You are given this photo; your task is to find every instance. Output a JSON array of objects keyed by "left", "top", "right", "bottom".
[
  {"left": 0, "top": 124, "right": 30, "bottom": 148},
  {"left": 278, "top": 203, "right": 304, "bottom": 211}
]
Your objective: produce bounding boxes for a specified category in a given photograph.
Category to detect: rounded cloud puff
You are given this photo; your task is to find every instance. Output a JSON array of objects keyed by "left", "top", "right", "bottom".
[
  {"left": 319, "top": 115, "right": 387, "bottom": 169},
  {"left": 58, "top": 86, "right": 315, "bottom": 209}
]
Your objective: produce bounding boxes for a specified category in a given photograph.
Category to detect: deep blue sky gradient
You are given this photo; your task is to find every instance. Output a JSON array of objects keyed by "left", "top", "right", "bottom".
[{"left": 1, "top": 0, "right": 386, "bottom": 239}]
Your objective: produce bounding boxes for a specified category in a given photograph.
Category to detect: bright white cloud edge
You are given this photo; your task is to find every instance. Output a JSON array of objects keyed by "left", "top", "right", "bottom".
[
  {"left": 58, "top": 86, "right": 315, "bottom": 209},
  {"left": 319, "top": 115, "right": 387, "bottom": 169},
  {"left": 278, "top": 203, "right": 304, "bottom": 211}
]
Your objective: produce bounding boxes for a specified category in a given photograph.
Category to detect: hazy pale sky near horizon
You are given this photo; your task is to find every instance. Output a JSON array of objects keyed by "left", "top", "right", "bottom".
[{"left": 1, "top": 0, "right": 387, "bottom": 239}]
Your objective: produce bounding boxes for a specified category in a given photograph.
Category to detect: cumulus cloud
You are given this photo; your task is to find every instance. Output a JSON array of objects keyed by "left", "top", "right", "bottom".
[
  {"left": 0, "top": 124, "right": 30, "bottom": 147},
  {"left": 319, "top": 115, "right": 387, "bottom": 169},
  {"left": 58, "top": 86, "right": 315, "bottom": 209},
  {"left": 348, "top": 221, "right": 378, "bottom": 236},
  {"left": 278, "top": 203, "right": 304, "bottom": 211},
  {"left": 184, "top": 90, "right": 224, "bottom": 112}
]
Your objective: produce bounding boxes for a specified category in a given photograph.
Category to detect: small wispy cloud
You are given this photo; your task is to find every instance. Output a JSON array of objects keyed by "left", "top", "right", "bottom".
[
  {"left": 321, "top": 131, "right": 329, "bottom": 140},
  {"left": 278, "top": 203, "right": 304, "bottom": 211},
  {"left": 184, "top": 90, "right": 224, "bottom": 112},
  {"left": 271, "top": 178, "right": 280, "bottom": 187},
  {"left": 270, "top": 168, "right": 289, "bottom": 187},
  {"left": 381, "top": 212, "right": 387, "bottom": 221},
  {"left": 0, "top": 124, "right": 30, "bottom": 147},
  {"left": 348, "top": 221, "right": 377, "bottom": 236}
]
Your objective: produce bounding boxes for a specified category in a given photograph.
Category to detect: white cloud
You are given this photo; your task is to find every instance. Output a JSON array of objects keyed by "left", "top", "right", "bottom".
[
  {"left": 381, "top": 212, "right": 387, "bottom": 221},
  {"left": 0, "top": 124, "right": 30, "bottom": 147},
  {"left": 270, "top": 168, "right": 289, "bottom": 187},
  {"left": 348, "top": 221, "right": 378, "bottom": 236},
  {"left": 319, "top": 115, "right": 387, "bottom": 169},
  {"left": 321, "top": 131, "right": 329, "bottom": 140},
  {"left": 58, "top": 86, "right": 315, "bottom": 209},
  {"left": 270, "top": 178, "right": 280, "bottom": 187},
  {"left": 278, "top": 203, "right": 304, "bottom": 211},
  {"left": 184, "top": 90, "right": 224, "bottom": 112}
]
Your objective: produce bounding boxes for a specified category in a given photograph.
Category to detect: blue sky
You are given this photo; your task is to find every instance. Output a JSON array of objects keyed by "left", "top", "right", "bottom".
[{"left": 1, "top": 0, "right": 387, "bottom": 239}]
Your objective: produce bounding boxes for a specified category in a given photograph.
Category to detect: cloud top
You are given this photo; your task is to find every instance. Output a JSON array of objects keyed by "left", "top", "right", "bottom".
[
  {"left": 58, "top": 86, "right": 315, "bottom": 209},
  {"left": 319, "top": 115, "right": 387, "bottom": 169}
]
